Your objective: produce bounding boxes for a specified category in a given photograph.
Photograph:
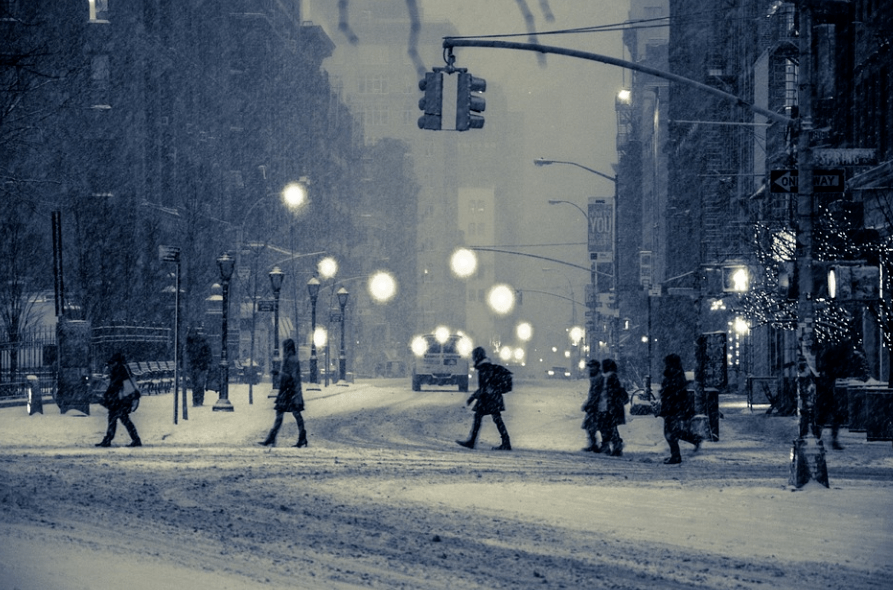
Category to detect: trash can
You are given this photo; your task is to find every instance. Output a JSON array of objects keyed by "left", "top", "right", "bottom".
[
  {"left": 865, "top": 388, "right": 893, "bottom": 442},
  {"left": 26, "top": 375, "right": 43, "bottom": 415}
]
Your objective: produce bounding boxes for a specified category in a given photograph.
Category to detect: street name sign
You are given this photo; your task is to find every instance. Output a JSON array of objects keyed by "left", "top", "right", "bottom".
[{"left": 256, "top": 300, "right": 276, "bottom": 312}]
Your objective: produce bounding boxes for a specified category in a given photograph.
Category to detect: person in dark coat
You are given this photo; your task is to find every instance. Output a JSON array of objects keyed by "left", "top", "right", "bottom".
[
  {"left": 600, "top": 358, "right": 628, "bottom": 457},
  {"left": 815, "top": 342, "right": 868, "bottom": 450},
  {"left": 186, "top": 329, "right": 213, "bottom": 406},
  {"left": 657, "top": 353, "right": 699, "bottom": 464},
  {"left": 581, "top": 359, "right": 603, "bottom": 452},
  {"left": 259, "top": 338, "right": 307, "bottom": 447},
  {"left": 96, "top": 352, "right": 142, "bottom": 447},
  {"left": 457, "top": 346, "right": 511, "bottom": 450}
]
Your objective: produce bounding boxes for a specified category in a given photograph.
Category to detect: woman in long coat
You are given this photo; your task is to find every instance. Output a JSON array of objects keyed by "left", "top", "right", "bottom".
[
  {"left": 600, "top": 358, "right": 628, "bottom": 456},
  {"left": 581, "top": 359, "right": 603, "bottom": 452},
  {"left": 658, "top": 353, "right": 700, "bottom": 463},
  {"left": 96, "top": 352, "right": 142, "bottom": 447},
  {"left": 260, "top": 339, "right": 307, "bottom": 447}
]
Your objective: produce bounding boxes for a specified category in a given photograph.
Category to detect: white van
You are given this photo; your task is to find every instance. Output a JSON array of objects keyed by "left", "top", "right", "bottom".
[{"left": 410, "top": 333, "right": 471, "bottom": 392}]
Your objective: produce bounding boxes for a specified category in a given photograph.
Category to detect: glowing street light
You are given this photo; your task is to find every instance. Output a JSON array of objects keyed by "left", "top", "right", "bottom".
[
  {"left": 368, "top": 271, "right": 397, "bottom": 303},
  {"left": 318, "top": 256, "right": 338, "bottom": 279},
  {"left": 282, "top": 182, "right": 308, "bottom": 209},
  {"left": 516, "top": 322, "right": 533, "bottom": 342},
  {"left": 450, "top": 247, "right": 478, "bottom": 278},
  {"left": 487, "top": 284, "right": 515, "bottom": 315}
]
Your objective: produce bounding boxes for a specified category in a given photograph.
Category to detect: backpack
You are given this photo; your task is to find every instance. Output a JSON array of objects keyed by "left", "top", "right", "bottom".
[{"left": 489, "top": 364, "right": 513, "bottom": 394}]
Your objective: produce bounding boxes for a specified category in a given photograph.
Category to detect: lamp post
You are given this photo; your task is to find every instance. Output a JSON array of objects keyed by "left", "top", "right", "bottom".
[
  {"left": 537, "top": 158, "right": 618, "bottom": 362},
  {"left": 268, "top": 266, "right": 284, "bottom": 396},
  {"left": 337, "top": 287, "right": 349, "bottom": 381},
  {"left": 214, "top": 252, "right": 235, "bottom": 412},
  {"left": 307, "top": 276, "right": 321, "bottom": 383}
]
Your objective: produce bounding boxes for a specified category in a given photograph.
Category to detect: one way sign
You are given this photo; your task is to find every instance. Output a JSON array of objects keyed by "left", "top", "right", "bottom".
[{"left": 770, "top": 169, "right": 845, "bottom": 193}]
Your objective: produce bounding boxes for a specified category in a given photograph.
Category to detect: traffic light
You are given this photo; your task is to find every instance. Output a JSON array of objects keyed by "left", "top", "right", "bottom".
[
  {"left": 828, "top": 264, "right": 880, "bottom": 301},
  {"left": 418, "top": 71, "right": 442, "bottom": 130},
  {"left": 722, "top": 265, "right": 749, "bottom": 292},
  {"left": 456, "top": 71, "right": 486, "bottom": 131}
]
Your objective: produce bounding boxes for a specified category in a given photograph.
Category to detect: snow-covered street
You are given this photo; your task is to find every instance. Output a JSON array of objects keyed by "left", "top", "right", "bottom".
[{"left": 1, "top": 379, "right": 891, "bottom": 589}]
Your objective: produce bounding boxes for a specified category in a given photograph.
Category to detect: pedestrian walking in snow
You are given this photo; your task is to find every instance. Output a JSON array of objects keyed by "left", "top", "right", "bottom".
[
  {"left": 457, "top": 346, "right": 512, "bottom": 450},
  {"left": 259, "top": 338, "right": 308, "bottom": 447},
  {"left": 815, "top": 342, "right": 868, "bottom": 450},
  {"left": 600, "top": 358, "right": 628, "bottom": 457},
  {"left": 96, "top": 352, "right": 142, "bottom": 448},
  {"left": 581, "top": 359, "right": 603, "bottom": 452},
  {"left": 186, "top": 328, "right": 213, "bottom": 407},
  {"left": 658, "top": 353, "right": 700, "bottom": 464}
]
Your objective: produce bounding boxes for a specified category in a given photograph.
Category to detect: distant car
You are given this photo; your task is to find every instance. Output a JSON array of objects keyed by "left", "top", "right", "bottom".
[
  {"left": 410, "top": 332, "right": 472, "bottom": 392},
  {"left": 546, "top": 366, "right": 572, "bottom": 379}
]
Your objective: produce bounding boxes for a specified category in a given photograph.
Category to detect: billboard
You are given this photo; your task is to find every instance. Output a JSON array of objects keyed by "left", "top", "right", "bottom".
[{"left": 588, "top": 197, "right": 614, "bottom": 261}]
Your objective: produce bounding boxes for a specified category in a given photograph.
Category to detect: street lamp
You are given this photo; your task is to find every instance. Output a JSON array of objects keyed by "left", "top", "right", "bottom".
[
  {"left": 281, "top": 179, "right": 309, "bottom": 357},
  {"left": 534, "top": 158, "right": 617, "bottom": 184},
  {"left": 214, "top": 252, "right": 235, "bottom": 412},
  {"left": 537, "top": 158, "right": 619, "bottom": 362},
  {"left": 268, "top": 266, "right": 284, "bottom": 395},
  {"left": 337, "top": 287, "right": 349, "bottom": 381},
  {"left": 307, "top": 276, "right": 321, "bottom": 383}
]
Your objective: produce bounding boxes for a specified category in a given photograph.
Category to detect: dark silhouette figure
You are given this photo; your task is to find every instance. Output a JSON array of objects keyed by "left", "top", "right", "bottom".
[
  {"left": 96, "top": 352, "right": 141, "bottom": 447},
  {"left": 658, "top": 354, "right": 699, "bottom": 464},
  {"left": 815, "top": 342, "right": 869, "bottom": 450},
  {"left": 581, "top": 359, "right": 603, "bottom": 452},
  {"left": 260, "top": 339, "right": 307, "bottom": 447},
  {"left": 457, "top": 347, "right": 512, "bottom": 450},
  {"left": 186, "top": 329, "right": 213, "bottom": 406},
  {"left": 600, "top": 358, "right": 628, "bottom": 457}
]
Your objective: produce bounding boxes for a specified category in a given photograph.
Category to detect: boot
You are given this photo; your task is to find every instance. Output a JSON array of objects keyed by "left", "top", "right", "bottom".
[
  {"left": 258, "top": 434, "right": 275, "bottom": 446},
  {"left": 95, "top": 440, "right": 111, "bottom": 447},
  {"left": 610, "top": 441, "right": 623, "bottom": 457},
  {"left": 127, "top": 439, "right": 142, "bottom": 447},
  {"left": 663, "top": 455, "right": 681, "bottom": 464},
  {"left": 493, "top": 416, "right": 511, "bottom": 450},
  {"left": 458, "top": 416, "right": 481, "bottom": 449},
  {"left": 294, "top": 431, "right": 308, "bottom": 448}
]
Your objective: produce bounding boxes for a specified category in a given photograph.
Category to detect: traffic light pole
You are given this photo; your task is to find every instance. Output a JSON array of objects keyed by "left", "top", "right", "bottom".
[{"left": 441, "top": 39, "right": 794, "bottom": 126}]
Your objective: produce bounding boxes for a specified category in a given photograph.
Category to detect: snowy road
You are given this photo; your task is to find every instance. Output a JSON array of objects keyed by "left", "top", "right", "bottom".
[{"left": 1, "top": 379, "right": 891, "bottom": 589}]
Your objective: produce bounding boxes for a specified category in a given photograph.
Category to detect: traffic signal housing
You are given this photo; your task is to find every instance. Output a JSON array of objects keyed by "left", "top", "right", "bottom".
[
  {"left": 456, "top": 71, "right": 486, "bottom": 131},
  {"left": 722, "top": 265, "right": 749, "bottom": 293},
  {"left": 418, "top": 71, "right": 443, "bottom": 130}
]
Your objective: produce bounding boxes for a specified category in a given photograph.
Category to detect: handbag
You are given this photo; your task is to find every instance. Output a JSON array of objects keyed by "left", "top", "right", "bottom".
[{"left": 119, "top": 376, "right": 140, "bottom": 400}]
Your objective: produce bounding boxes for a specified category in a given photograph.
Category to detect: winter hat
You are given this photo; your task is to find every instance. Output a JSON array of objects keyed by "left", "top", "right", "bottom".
[{"left": 471, "top": 346, "right": 486, "bottom": 366}]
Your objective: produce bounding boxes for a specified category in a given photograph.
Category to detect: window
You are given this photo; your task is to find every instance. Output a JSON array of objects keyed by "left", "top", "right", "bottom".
[
  {"left": 91, "top": 55, "right": 110, "bottom": 104},
  {"left": 91, "top": 55, "right": 109, "bottom": 87},
  {"left": 89, "top": 0, "right": 109, "bottom": 21},
  {"left": 358, "top": 75, "right": 388, "bottom": 95}
]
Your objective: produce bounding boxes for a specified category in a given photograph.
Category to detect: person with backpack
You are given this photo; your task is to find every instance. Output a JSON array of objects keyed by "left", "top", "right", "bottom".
[
  {"left": 95, "top": 352, "right": 142, "bottom": 448},
  {"left": 457, "top": 346, "right": 512, "bottom": 451}
]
